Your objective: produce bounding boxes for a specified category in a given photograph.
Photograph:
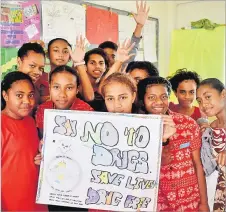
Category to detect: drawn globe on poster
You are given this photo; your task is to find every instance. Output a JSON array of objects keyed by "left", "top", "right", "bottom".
[{"left": 46, "top": 157, "right": 81, "bottom": 192}]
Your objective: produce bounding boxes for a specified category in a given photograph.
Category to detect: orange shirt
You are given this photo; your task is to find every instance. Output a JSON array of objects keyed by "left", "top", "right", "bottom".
[
  {"left": 1, "top": 114, "right": 47, "bottom": 211},
  {"left": 158, "top": 111, "right": 201, "bottom": 211}
]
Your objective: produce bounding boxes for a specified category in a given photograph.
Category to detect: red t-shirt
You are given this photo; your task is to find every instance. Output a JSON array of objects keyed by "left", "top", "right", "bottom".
[
  {"left": 36, "top": 98, "right": 94, "bottom": 130},
  {"left": 158, "top": 111, "right": 201, "bottom": 211},
  {"left": 169, "top": 102, "right": 202, "bottom": 121},
  {"left": 1, "top": 114, "right": 47, "bottom": 211}
]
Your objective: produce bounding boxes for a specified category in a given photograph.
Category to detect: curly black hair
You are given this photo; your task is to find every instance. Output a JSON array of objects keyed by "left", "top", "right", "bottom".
[
  {"left": 167, "top": 68, "right": 201, "bottom": 92},
  {"left": 138, "top": 76, "right": 172, "bottom": 102},
  {"left": 126, "top": 61, "right": 159, "bottom": 77}
]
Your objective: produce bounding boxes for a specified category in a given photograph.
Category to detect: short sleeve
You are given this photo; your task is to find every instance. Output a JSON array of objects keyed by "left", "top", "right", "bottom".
[
  {"left": 35, "top": 105, "right": 44, "bottom": 130},
  {"left": 190, "top": 119, "right": 201, "bottom": 151}
]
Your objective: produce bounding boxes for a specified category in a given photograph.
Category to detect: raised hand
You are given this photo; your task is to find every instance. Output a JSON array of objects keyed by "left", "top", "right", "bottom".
[
  {"left": 67, "top": 35, "right": 86, "bottom": 63},
  {"left": 132, "top": 0, "right": 150, "bottom": 26},
  {"left": 115, "top": 39, "right": 136, "bottom": 63}
]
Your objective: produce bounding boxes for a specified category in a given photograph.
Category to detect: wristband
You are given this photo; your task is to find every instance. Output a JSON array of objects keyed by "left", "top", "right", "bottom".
[
  {"left": 162, "top": 139, "right": 170, "bottom": 146},
  {"left": 74, "top": 61, "right": 85, "bottom": 67}
]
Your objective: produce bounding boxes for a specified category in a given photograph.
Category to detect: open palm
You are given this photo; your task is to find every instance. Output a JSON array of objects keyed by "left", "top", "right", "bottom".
[{"left": 132, "top": 0, "right": 150, "bottom": 26}]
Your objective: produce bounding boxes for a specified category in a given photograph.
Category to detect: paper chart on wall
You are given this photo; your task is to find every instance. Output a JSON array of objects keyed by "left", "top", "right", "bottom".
[
  {"left": 42, "top": 1, "right": 85, "bottom": 45},
  {"left": 143, "top": 20, "right": 157, "bottom": 62},
  {"left": 36, "top": 110, "right": 163, "bottom": 211},
  {"left": 118, "top": 14, "right": 136, "bottom": 44}
]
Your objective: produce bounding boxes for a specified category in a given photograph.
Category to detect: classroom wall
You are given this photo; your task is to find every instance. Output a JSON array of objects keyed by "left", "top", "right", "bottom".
[
  {"left": 86, "top": 0, "right": 174, "bottom": 77},
  {"left": 164, "top": 0, "right": 225, "bottom": 77},
  {"left": 86, "top": 1, "right": 225, "bottom": 78},
  {"left": 175, "top": 1, "right": 226, "bottom": 29}
]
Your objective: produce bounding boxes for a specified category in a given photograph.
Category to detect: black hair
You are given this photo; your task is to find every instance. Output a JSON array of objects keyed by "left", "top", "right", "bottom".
[
  {"left": 98, "top": 41, "right": 118, "bottom": 51},
  {"left": 126, "top": 61, "right": 159, "bottom": 77},
  {"left": 1, "top": 71, "right": 34, "bottom": 110},
  {"left": 138, "top": 76, "right": 172, "bottom": 102},
  {"left": 84, "top": 48, "right": 109, "bottom": 69},
  {"left": 167, "top": 68, "right": 201, "bottom": 92},
  {"left": 18, "top": 42, "right": 45, "bottom": 59},
  {"left": 49, "top": 65, "right": 80, "bottom": 87},
  {"left": 47, "top": 38, "right": 72, "bottom": 53},
  {"left": 197, "top": 78, "right": 225, "bottom": 93}
]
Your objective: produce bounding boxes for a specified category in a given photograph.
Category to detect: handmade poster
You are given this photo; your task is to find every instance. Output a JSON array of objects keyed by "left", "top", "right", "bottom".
[
  {"left": 36, "top": 110, "right": 163, "bottom": 211},
  {"left": 21, "top": 0, "right": 41, "bottom": 41},
  {"left": 1, "top": 3, "right": 23, "bottom": 47},
  {"left": 41, "top": 1, "right": 85, "bottom": 45},
  {"left": 1, "top": 1, "right": 41, "bottom": 47},
  {"left": 86, "top": 6, "right": 118, "bottom": 44}
]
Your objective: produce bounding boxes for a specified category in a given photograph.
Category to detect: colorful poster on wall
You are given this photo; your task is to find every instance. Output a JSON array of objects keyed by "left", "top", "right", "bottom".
[
  {"left": 1, "top": 1, "right": 41, "bottom": 47},
  {"left": 1, "top": 3, "right": 23, "bottom": 47},
  {"left": 21, "top": 1, "right": 41, "bottom": 42},
  {"left": 86, "top": 6, "right": 118, "bottom": 44},
  {"left": 36, "top": 110, "right": 163, "bottom": 211},
  {"left": 41, "top": 1, "right": 85, "bottom": 45}
]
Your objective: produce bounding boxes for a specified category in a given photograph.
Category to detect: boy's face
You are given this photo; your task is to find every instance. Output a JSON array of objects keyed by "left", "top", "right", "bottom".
[
  {"left": 86, "top": 54, "right": 106, "bottom": 79},
  {"left": 17, "top": 50, "right": 45, "bottom": 84},
  {"left": 48, "top": 40, "right": 70, "bottom": 67},
  {"left": 129, "top": 69, "right": 149, "bottom": 85},
  {"left": 175, "top": 80, "right": 197, "bottom": 108},
  {"left": 2, "top": 80, "right": 35, "bottom": 119},
  {"left": 103, "top": 48, "right": 116, "bottom": 67},
  {"left": 50, "top": 71, "right": 78, "bottom": 110},
  {"left": 104, "top": 82, "right": 136, "bottom": 113},
  {"left": 144, "top": 84, "right": 169, "bottom": 115}
]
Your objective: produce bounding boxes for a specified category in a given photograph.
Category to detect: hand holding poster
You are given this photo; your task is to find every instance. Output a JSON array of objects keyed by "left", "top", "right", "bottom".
[{"left": 36, "top": 110, "right": 163, "bottom": 211}]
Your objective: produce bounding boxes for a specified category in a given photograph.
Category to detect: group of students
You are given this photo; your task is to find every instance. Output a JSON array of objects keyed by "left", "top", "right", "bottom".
[{"left": 1, "top": 1, "right": 226, "bottom": 211}]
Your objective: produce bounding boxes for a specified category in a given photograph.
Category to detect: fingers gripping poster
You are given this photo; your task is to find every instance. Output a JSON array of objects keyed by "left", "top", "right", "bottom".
[{"left": 36, "top": 110, "right": 163, "bottom": 211}]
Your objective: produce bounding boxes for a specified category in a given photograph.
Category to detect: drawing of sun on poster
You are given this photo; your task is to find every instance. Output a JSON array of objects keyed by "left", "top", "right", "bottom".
[{"left": 36, "top": 110, "right": 163, "bottom": 211}]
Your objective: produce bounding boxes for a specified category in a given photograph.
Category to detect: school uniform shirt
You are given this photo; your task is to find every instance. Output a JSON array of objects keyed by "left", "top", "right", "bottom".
[
  {"left": 169, "top": 102, "right": 202, "bottom": 121},
  {"left": 158, "top": 110, "right": 201, "bottom": 211},
  {"left": 36, "top": 98, "right": 94, "bottom": 130},
  {"left": 1, "top": 114, "right": 47, "bottom": 211}
]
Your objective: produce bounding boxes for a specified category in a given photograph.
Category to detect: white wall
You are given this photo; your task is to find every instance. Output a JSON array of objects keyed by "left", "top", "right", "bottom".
[{"left": 176, "top": 1, "right": 226, "bottom": 29}]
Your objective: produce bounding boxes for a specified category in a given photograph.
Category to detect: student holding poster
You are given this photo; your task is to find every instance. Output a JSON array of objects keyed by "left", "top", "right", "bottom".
[{"left": 137, "top": 77, "right": 209, "bottom": 211}]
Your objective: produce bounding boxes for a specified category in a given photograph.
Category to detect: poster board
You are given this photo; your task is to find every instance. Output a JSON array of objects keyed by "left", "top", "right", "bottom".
[
  {"left": 1, "top": 0, "right": 41, "bottom": 47},
  {"left": 36, "top": 110, "right": 163, "bottom": 211}
]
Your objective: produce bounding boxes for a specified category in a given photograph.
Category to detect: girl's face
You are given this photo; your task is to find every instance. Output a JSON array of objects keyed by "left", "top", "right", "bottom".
[
  {"left": 175, "top": 80, "right": 197, "bottom": 108},
  {"left": 50, "top": 72, "right": 78, "bottom": 110},
  {"left": 86, "top": 54, "right": 106, "bottom": 79},
  {"left": 17, "top": 50, "right": 45, "bottom": 83},
  {"left": 48, "top": 40, "right": 70, "bottom": 67},
  {"left": 104, "top": 82, "right": 136, "bottom": 113},
  {"left": 196, "top": 85, "right": 226, "bottom": 117},
  {"left": 129, "top": 69, "right": 149, "bottom": 85},
  {"left": 2, "top": 80, "right": 35, "bottom": 119},
  {"left": 144, "top": 84, "right": 169, "bottom": 115}
]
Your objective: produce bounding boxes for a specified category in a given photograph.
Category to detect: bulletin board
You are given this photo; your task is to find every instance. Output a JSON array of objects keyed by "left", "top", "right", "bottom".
[{"left": 1, "top": 0, "right": 159, "bottom": 75}]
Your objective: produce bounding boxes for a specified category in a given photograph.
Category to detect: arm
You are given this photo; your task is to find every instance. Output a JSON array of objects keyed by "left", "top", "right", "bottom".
[
  {"left": 126, "top": 0, "right": 150, "bottom": 64},
  {"left": 75, "top": 64, "right": 94, "bottom": 102},
  {"left": 68, "top": 36, "right": 94, "bottom": 102},
  {"left": 98, "top": 39, "right": 135, "bottom": 94},
  {"left": 192, "top": 149, "right": 209, "bottom": 211}
]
